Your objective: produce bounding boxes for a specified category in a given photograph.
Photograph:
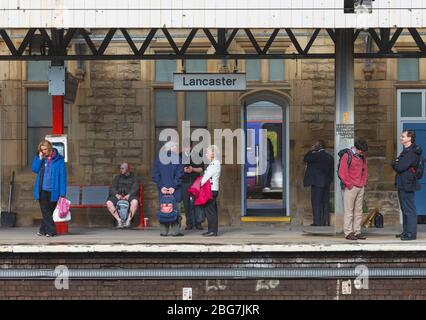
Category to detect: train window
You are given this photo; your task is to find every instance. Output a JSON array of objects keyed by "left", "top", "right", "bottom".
[{"left": 267, "top": 131, "right": 278, "bottom": 160}]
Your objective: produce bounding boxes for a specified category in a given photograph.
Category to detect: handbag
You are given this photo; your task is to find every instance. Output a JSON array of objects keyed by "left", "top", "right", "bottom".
[
  {"left": 53, "top": 197, "right": 71, "bottom": 222},
  {"left": 188, "top": 176, "right": 213, "bottom": 206}
]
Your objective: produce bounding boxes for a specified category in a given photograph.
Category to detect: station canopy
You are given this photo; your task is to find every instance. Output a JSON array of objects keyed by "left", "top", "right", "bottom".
[
  {"left": 1, "top": 1, "right": 426, "bottom": 61},
  {"left": 0, "top": 0, "right": 425, "bottom": 29}
]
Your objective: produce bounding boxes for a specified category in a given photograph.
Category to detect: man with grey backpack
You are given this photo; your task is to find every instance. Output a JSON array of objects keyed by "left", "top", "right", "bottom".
[{"left": 106, "top": 163, "right": 139, "bottom": 228}]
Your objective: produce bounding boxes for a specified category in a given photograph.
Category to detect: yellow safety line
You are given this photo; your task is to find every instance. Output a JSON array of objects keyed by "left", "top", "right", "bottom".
[{"left": 241, "top": 216, "right": 291, "bottom": 222}]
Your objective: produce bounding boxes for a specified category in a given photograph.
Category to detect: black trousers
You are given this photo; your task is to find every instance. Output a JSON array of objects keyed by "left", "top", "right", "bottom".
[
  {"left": 398, "top": 190, "right": 417, "bottom": 237},
  {"left": 262, "top": 160, "right": 273, "bottom": 188},
  {"left": 182, "top": 182, "right": 202, "bottom": 228},
  {"left": 39, "top": 191, "right": 58, "bottom": 235},
  {"left": 204, "top": 191, "right": 219, "bottom": 234},
  {"left": 311, "top": 185, "right": 330, "bottom": 226}
]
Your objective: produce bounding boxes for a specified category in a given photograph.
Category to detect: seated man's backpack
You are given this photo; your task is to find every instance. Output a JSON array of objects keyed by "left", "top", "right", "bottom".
[
  {"left": 116, "top": 199, "right": 130, "bottom": 221},
  {"left": 156, "top": 195, "right": 179, "bottom": 223}
]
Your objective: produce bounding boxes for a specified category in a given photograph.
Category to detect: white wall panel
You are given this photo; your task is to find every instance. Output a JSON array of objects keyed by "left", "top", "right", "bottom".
[{"left": 1, "top": 0, "right": 426, "bottom": 28}]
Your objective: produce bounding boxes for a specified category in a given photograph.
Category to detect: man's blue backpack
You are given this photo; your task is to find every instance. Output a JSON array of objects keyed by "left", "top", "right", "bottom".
[{"left": 156, "top": 195, "right": 179, "bottom": 223}]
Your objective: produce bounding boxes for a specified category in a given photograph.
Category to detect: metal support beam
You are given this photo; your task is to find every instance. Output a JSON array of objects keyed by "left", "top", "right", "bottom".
[
  {"left": 0, "top": 28, "right": 425, "bottom": 60},
  {"left": 334, "top": 29, "right": 355, "bottom": 235}
]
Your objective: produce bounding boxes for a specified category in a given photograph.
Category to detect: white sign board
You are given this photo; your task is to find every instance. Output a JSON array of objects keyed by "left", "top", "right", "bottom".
[
  {"left": 48, "top": 66, "right": 66, "bottom": 96},
  {"left": 173, "top": 73, "right": 246, "bottom": 92},
  {"left": 45, "top": 134, "right": 68, "bottom": 163}
]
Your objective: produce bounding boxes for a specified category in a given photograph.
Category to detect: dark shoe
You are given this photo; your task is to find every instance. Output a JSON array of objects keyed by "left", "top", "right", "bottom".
[
  {"left": 202, "top": 231, "right": 210, "bottom": 236},
  {"left": 160, "top": 233, "right": 168, "bottom": 237},
  {"left": 203, "top": 232, "right": 217, "bottom": 237},
  {"left": 345, "top": 233, "right": 358, "bottom": 240},
  {"left": 185, "top": 226, "right": 193, "bottom": 230},
  {"left": 355, "top": 233, "right": 367, "bottom": 240},
  {"left": 172, "top": 233, "right": 184, "bottom": 237},
  {"left": 395, "top": 232, "right": 406, "bottom": 238},
  {"left": 195, "top": 225, "right": 204, "bottom": 230},
  {"left": 310, "top": 223, "right": 319, "bottom": 226},
  {"left": 45, "top": 234, "right": 56, "bottom": 237},
  {"left": 37, "top": 232, "right": 45, "bottom": 236},
  {"left": 401, "top": 235, "right": 417, "bottom": 241}
]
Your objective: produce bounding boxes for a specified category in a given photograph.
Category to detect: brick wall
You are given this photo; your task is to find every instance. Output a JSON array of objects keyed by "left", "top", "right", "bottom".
[
  {"left": 1, "top": 279, "right": 425, "bottom": 300},
  {"left": 1, "top": 251, "right": 426, "bottom": 300}
]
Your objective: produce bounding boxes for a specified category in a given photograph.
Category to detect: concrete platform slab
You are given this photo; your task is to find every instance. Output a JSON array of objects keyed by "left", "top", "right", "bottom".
[{"left": 1, "top": 225, "right": 426, "bottom": 253}]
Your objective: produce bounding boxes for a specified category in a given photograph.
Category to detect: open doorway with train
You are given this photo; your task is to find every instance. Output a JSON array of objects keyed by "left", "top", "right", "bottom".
[{"left": 241, "top": 97, "right": 289, "bottom": 217}]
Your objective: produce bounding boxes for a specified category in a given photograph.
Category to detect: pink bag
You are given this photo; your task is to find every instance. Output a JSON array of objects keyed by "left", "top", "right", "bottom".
[
  {"left": 187, "top": 176, "right": 213, "bottom": 206},
  {"left": 195, "top": 179, "right": 212, "bottom": 206},
  {"left": 187, "top": 176, "right": 202, "bottom": 199},
  {"left": 56, "top": 197, "right": 71, "bottom": 219}
]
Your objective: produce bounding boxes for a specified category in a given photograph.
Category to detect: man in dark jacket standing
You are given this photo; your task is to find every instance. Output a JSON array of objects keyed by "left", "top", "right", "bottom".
[
  {"left": 181, "top": 143, "right": 204, "bottom": 230},
  {"left": 303, "top": 140, "right": 334, "bottom": 226},
  {"left": 392, "top": 130, "right": 423, "bottom": 241},
  {"left": 152, "top": 141, "right": 185, "bottom": 236},
  {"left": 106, "top": 163, "right": 139, "bottom": 228}
]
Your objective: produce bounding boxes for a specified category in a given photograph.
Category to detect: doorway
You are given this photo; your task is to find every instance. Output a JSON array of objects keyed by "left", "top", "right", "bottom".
[{"left": 242, "top": 99, "right": 288, "bottom": 217}]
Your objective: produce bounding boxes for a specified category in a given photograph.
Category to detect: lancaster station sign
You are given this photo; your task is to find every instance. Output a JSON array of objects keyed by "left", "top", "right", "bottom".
[{"left": 173, "top": 73, "right": 246, "bottom": 91}]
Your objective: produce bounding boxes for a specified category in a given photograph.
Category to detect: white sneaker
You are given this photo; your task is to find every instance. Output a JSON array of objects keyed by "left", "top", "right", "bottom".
[
  {"left": 262, "top": 187, "right": 271, "bottom": 192},
  {"left": 116, "top": 220, "right": 124, "bottom": 229},
  {"left": 124, "top": 219, "right": 131, "bottom": 228}
]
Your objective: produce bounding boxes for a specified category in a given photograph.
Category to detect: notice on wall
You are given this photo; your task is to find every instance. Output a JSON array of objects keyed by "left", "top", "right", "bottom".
[{"left": 336, "top": 124, "right": 354, "bottom": 139}]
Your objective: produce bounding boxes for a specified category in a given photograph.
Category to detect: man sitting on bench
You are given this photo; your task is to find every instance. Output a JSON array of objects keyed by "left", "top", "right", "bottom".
[{"left": 106, "top": 162, "right": 139, "bottom": 228}]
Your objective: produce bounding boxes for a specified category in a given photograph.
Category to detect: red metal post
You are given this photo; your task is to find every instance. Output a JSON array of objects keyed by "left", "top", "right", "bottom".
[
  {"left": 136, "top": 184, "right": 146, "bottom": 229},
  {"left": 52, "top": 95, "right": 64, "bottom": 134},
  {"left": 52, "top": 95, "right": 65, "bottom": 234}
]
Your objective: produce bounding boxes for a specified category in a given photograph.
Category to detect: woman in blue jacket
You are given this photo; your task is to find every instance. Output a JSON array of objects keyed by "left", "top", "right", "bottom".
[{"left": 32, "top": 140, "right": 67, "bottom": 237}]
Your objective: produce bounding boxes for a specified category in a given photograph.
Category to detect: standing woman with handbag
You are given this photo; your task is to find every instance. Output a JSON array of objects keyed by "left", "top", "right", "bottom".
[
  {"left": 201, "top": 145, "right": 221, "bottom": 237},
  {"left": 32, "top": 140, "right": 67, "bottom": 237}
]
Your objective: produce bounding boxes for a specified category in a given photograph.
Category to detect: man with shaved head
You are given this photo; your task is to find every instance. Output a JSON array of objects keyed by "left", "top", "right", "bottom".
[{"left": 106, "top": 162, "right": 139, "bottom": 228}]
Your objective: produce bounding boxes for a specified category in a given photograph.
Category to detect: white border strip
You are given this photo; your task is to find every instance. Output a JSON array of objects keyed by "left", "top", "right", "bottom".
[{"left": 2, "top": 243, "right": 426, "bottom": 253}]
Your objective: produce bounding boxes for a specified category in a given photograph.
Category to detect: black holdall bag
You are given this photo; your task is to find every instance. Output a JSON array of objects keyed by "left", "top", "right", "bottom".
[
  {"left": 1, "top": 171, "right": 16, "bottom": 228},
  {"left": 374, "top": 211, "right": 384, "bottom": 228}
]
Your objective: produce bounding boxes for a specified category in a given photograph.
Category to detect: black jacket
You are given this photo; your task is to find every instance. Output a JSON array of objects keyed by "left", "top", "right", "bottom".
[
  {"left": 303, "top": 149, "right": 334, "bottom": 188},
  {"left": 110, "top": 172, "right": 139, "bottom": 197},
  {"left": 392, "top": 144, "right": 423, "bottom": 192},
  {"left": 180, "top": 150, "right": 204, "bottom": 185}
]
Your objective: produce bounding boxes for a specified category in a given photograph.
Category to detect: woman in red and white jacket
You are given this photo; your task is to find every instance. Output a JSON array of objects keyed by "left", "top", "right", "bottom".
[{"left": 201, "top": 145, "right": 221, "bottom": 237}]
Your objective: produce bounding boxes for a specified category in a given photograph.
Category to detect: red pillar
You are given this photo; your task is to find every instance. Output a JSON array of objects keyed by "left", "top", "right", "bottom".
[
  {"left": 52, "top": 95, "right": 64, "bottom": 134},
  {"left": 52, "top": 94, "right": 66, "bottom": 235}
]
